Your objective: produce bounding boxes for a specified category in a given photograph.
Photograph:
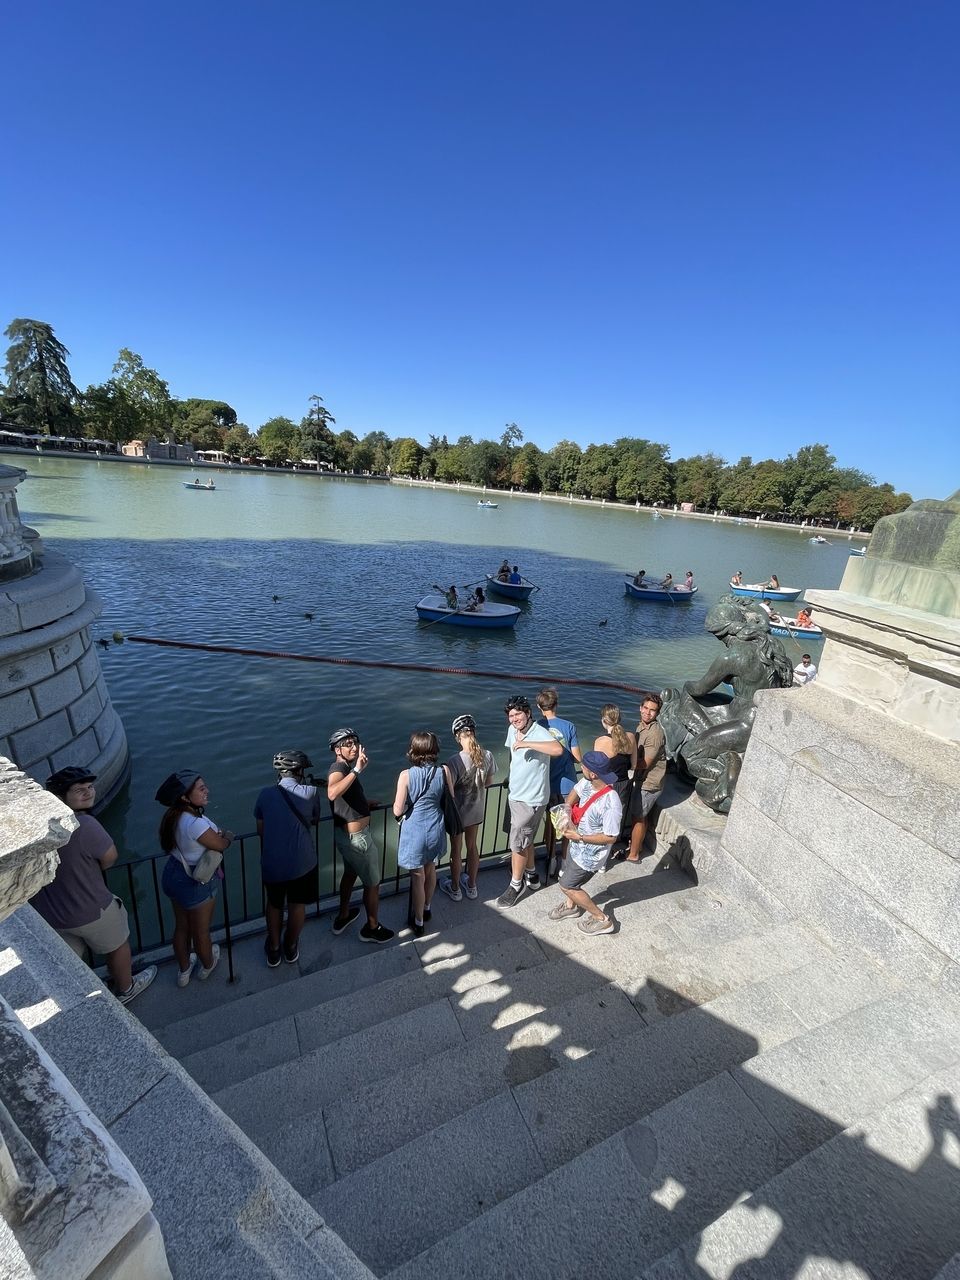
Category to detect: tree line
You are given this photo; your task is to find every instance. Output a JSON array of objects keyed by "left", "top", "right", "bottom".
[{"left": 1, "top": 318, "right": 911, "bottom": 528}]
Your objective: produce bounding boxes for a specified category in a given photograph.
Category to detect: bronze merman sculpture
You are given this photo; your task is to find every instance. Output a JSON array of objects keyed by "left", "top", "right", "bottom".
[{"left": 659, "top": 596, "right": 794, "bottom": 813}]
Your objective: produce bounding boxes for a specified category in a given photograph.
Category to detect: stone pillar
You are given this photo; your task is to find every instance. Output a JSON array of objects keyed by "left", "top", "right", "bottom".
[
  {"left": 0, "top": 467, "right": 128, "bottom": 805},
  {"left": 0, "top": 761, "right": 171, "bottom": 1280},
  {"left": 707, "top": 491, "right": 960, "bottom": 989}
]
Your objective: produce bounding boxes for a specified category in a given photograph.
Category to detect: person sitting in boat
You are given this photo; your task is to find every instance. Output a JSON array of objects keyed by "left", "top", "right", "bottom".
[
  {"left": 497, "top": 561, "right": 511, "bottom": 581},
  {"left": 660, "top": 573, "right": 674, "bottom": 591},
  {"left": 432, "top": 584, "right": 459, "bottom": 610},
  {"left": 684, "top": 570, "right": 694, "bottom": 590},
  {"left": 795, "top": 606, "right": 812, "bottom": 627},
  {"left": 765, "top": 574, "right": 781, "bottom": 590},
  {"left": 633, "top": 569, "right": 646, "bottom": 587},
  {"left": 508, "top": 565, "right": 522, "bottom": 585},
  {"left": 464, "top": 587, "right": 486, "bottom": 612},
  {"left": 731, "top": 570, "right": 743, "bottom": 586}
]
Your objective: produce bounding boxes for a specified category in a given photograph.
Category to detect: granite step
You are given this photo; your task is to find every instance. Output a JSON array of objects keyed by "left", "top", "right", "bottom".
[
  {"left": 264, "top": 983, "right": 643, "bottom": 1196},
  {"left": 278, "top": 919, "right": 842, "bottom": 1195},
  {"left": 643, "top": 1058, "right": 960, "bottom": 1280},
  {"left": 514, "top": 947, "right": 900, "bottom": 1173},
  {"left": 386, "top": 987, "right": 960, "bottom": 1280},
  {"left": 180, "top": 932, "right": 548, "bottom": 1090}
]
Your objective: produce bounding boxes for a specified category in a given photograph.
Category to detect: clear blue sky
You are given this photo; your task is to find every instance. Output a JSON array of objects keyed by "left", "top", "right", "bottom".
[{"left": 4, "top": 1, "right": 957, "bottom": 498}]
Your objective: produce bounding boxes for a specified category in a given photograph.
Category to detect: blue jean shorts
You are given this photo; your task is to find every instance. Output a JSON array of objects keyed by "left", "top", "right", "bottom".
[{"left": 161, "top": 856, "right": 219, "bottom": 910}]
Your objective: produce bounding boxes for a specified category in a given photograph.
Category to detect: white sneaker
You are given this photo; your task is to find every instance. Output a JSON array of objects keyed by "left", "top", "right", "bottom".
[
  {"left": 460, "top": 873, "right": 478, "bottom": 900},
  {"left": 118, "top": 965, "right": 157, "bottom": 1004},
  {"left": 197, "top": 944, "right": 220, "bottom": 981},
  {"left": 177, "top": 953, "right": 197, "bottom": 988},
  {"left": 439, "top": 876, "right": 462, "bottom": 902}
]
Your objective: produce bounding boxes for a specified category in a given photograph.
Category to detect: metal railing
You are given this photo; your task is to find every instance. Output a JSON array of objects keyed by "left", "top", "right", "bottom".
[{"left": 106, "top": 781, "right": 515, "bottom": 980}]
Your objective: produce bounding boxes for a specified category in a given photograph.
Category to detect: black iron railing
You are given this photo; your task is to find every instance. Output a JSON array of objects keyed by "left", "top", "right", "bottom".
[{"left": 106, "top": 781, "right": 515, "bottom": 980}]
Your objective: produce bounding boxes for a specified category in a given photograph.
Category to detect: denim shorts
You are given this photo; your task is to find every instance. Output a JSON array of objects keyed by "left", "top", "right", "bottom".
[{"left": 161, "top": 856, "right": 219, "bottom": 910}]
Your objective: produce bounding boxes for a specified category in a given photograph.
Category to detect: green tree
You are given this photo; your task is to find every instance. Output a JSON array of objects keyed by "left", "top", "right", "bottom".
[
  {"left": 673, "top": 452, "right": 725, "bottom": 508},
  {"left": 3, "top": 318, "right": 80, "bottom": 433},
  {"left": 361, "top": 431, "right": 392, "bottom": 474},
  {"left": 435, "top": 437, "right": 469, "bottom": 482},
  {"left": 223, "top": 424, "right": 254, "bottom": 457},
  {"left": 547, "top": 440, "right": 583, "bottom": 493},
  {"left": 576, "top": 444, "right": 618, "bottom": 499},
  {"left": 348, "top": 441, "right": 375, "bottom": 473},
  {"left": 464, "top": 439, "right": 508, "bottom": 487},
  {"left": 112, "top": 349, "right": 174, "bottom": 439},
  {"left": 510, "top": 442, "right": 543, "bottom": 491},
  {"left": 717, "top": 456, "right": 754, "bottom": 513},
  {"left": 256, "top": 416, "right": 299, "bottom": 465},
  {"left": 390, "top": 436, "right": 423, "bottom": 476},
  {"left": 332, "top": 429, "right": 358, "bottom": 471},
  {"left": 79, "top": 380, "right": 140, "bottom": 444},
  {"left": 614, "top": 439, "right": 672, "bottom": 504},
  {"left": 782, "top": 443, "right": 837, "bottom": 514},
  {"left": 299, "top": 393, "right": 337, "bottom": 467}
]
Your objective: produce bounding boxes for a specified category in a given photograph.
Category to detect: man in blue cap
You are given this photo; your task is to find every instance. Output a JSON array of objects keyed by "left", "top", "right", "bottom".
[{"left": 546, "top": 750, "right": 622, "bottom": 936}]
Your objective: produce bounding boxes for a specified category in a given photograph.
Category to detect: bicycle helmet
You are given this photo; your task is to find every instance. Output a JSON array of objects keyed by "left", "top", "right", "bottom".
[
  {"left": 451, "top": 714, "right": 476, "bottom": 737},
  {"left": 503, "top": 695, "right": 531, "bottom": 716},
  {"left": 328, "top": 726, "right": 360, "bottom": 750},
  {"left": 46, "top": 766, "right": 96, "bottom": 798},
  {"left": 272, "top": 749, "right": 312, "bottom": 773},
  {"left": 154, "top": 770, "right": 202, "bottom": 807}
]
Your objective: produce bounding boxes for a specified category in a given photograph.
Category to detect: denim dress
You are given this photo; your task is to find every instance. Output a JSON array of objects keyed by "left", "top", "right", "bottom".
[{"left": 397, "top": 765, "right": 447, "bottom": 869}]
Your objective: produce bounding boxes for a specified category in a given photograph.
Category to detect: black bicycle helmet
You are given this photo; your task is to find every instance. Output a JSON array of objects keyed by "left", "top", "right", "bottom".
[
  {"left": 154, "top": 770, "right": 202, "bottom": 807},
  {"left": 451, "top": 714, "right": 476, "bottom": 737},
  {"left": 328, "top": 726, "right": 359, "bottom": 750},
  {"left": 503, "top": 695, "right": 531, "bottom": 715},
  {"left": 273, "top": 749, "right": 312, "bottom": 773},
  {"left": 46, "top": 766, "right": 96, "bottom": 798}
]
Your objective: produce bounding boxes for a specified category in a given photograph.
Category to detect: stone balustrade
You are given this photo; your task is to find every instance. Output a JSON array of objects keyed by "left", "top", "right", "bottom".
[{"left": 0, "top": 466, "right": 34, "bottom": 582}]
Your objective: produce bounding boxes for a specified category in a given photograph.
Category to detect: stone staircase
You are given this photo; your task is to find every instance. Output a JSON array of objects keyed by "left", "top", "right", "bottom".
[{"left": 132, "top": 854, "right": 960, "bottom": 1279}]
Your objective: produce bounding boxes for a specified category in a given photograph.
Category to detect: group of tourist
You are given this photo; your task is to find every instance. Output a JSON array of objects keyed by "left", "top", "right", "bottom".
[{"left": 30, "top": 688, "right": 667, "bottom": 997}]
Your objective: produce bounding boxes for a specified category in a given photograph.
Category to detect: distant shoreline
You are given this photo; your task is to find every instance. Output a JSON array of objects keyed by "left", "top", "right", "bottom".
[
  {"left": 394, "top": 476, "right": 872, "bottom": 543},
  {"left": 0, "top": 443, "right": 870, "bottom": 541}
]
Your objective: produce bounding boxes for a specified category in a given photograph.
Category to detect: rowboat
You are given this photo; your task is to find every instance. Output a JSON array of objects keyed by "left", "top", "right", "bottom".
[
  {"left": 416, "top": 595, "right": 520, "bottom": 628},
  {"left": 486, "top": 573, "right": 535, "bottom": 601},
  {"left": 624, "top": 577, "right": 698, "bottom": 603},
  {"left": 730, "top": 582, "right": 802, "bottom": 602},
  {"left": 768, "top": 619, "right": 823, "bottom": 641},
  {"left": 477, "top": 500, "right": 498, "bottom": 509},
  {"left": 849, "top": 547, "right": 866, "bottom": 557},
  {"left": 809, "top": 535, "right": 828, "bottom": 544},
  {"left": 183, "top": 480, "right": 216, "bottom": 490}
]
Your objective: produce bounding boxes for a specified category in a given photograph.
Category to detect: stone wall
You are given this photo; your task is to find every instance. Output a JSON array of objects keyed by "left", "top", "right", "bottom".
[{"left": 0, "top": 550, "right": 128, "bottom": 803}]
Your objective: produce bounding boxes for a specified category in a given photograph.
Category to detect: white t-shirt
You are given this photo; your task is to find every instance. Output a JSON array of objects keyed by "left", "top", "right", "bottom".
[
  {"left": 794, "top": 661, "right": 818, "bottom": 685},
  {"left": 173, "top": 812, "right": 218, "bottom": 867},
  {"left": 568, "top": 779, "right": 623, "bottom": 872}
]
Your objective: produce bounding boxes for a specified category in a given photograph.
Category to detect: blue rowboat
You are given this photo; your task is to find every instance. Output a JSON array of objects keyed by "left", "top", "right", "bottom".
[
  {"left": 416, "top": 594, "right": 520, "bottom": 628},
  {"left": 486, "top": 573, "right": 535, "bottom": 601},
  {"left": 768, "top": 620, "right": 823, "bottom": 641},
  {"left": 477, "top": 500, "right": 498, "bottom": 508},
  {"left": 183, "top": 480, "right": 216, "bottom": 490},
  {"left": 729, "top": 582, "right": 802, "bottom": 603},
  {"left": 624, "top": 577, "right": 698, "bottom": 603}
]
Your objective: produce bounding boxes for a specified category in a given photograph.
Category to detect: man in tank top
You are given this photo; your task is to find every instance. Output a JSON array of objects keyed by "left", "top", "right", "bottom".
[{"left": 327, "top": 727, "right": 395, "bottom": 944}]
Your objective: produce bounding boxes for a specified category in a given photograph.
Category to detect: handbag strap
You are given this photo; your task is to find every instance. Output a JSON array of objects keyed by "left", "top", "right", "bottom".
[{"left": 276, "top": 783, "right": 312, "bottom": 831}]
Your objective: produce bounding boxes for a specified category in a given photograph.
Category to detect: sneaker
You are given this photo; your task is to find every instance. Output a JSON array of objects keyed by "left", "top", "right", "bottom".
[
  {"left": 524, "top": 873, "right": 541, "bottom": 892},
  {"left": 423, "top": 905, "right": 432, "bottom": 922},
  {"left": 282, "top": 938, "right": 299, "bottom": 964},
  {"left": 577, "top": 915, "right": 615, "bottom": 936},
  {"left": 177, "top": 954, "right": 197, "bottom": 988},
  {"left": 265, "top": 939, "right": 282, "bottom": 968},
  {"left": 497, "top": 882, "right": 527, "bottom": 909},
  {"left": 118, "top": 965, "right": 157, "bottom": 1004},
  {"left": 460, "top": 874, "right": 478, "bottom": 900},
  {"left": 439, "top": 876, "right": 462, "bottom": 902},
  {"left": 197, "top": 944, "right": 220, "bottom": 979},
  {"left": 332, "top": 906, "right": 361, "bottom": 935},
  {"left": 359, "top": 922, "right": 395, "bottom": 945},
  {"left": 547, "top": 901, "right": 582, "bottom": 921},
  {"left": 408, "top": 916, "right": 425, "bottom": 939}
]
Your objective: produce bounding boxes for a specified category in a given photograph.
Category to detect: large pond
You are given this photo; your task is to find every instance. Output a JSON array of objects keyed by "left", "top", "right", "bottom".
[{"left": 19, "top": 458, "right": 852, "bottom": 859}]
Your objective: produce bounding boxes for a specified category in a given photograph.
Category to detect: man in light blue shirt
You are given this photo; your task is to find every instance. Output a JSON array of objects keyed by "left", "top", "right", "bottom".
[{"left": 497, "top": 694, "right": 562, "bottom": 909}]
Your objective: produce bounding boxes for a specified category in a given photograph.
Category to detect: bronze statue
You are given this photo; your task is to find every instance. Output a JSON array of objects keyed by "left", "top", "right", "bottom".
[{"left": 659, "top": 595, "right": 794, "bottom": 813}]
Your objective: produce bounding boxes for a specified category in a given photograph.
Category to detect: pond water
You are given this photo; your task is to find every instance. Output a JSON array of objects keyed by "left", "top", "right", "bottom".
[{"left": 19, "top": 458, "right": 851, "bottom": 860}]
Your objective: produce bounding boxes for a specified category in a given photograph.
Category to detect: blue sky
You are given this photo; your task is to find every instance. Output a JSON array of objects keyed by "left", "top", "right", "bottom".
[{"left": 3, "top": 1, "right": 957, "bottom": 497}]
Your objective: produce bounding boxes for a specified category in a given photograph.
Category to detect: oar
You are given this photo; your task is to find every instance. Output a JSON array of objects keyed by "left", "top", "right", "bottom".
[
  {"left": 462, "top": 578, "right": 487, "bottom": 589},
  {"left": 521, "top": 578, "right": 542, "bottom": 592},
  {"left": 421, "top": 606, "right": 464, "bottom": 629}
]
